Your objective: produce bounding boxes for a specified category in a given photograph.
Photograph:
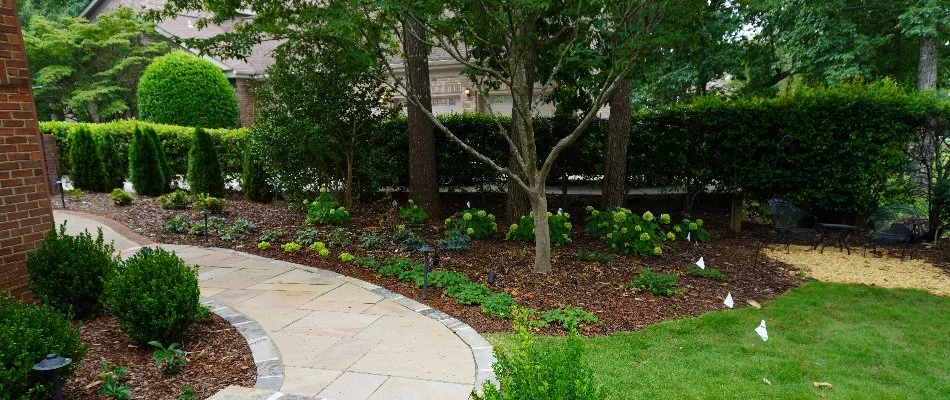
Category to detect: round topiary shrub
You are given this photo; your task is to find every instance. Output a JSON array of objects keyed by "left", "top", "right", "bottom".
[
  {"left": 104, "top": 248, "right": 202, "bottom": 343},
  {"left": 137, "top": 51, "right": 238, "bottom": 128},
  {"left": 187, "top": 127, "right": 225, "bottom": 197},
  {"left": 68, "top": 126, "right": 109, "bottom": 192},
  {"left": 0, "top": 297, "right": 87, "bottom": 400},
  {"left": 27, "top": 223, "right": 118, "bottom": 319},
  {"left": 128, "top": 126, "right": 166, "bottom": 196}
]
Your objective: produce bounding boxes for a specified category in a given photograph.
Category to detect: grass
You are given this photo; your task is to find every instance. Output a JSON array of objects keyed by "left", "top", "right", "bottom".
[{"left": 485, "top": 282, "right": 950, "bottom": 399}]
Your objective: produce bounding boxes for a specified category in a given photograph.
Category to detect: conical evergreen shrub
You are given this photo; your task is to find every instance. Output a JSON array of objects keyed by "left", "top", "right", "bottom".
[
  {"left": 145, "top": 126, "right": 173, "bottom": 191},
  {"left": 68, "top": 126, "right": 109, "bottom": 192},
  {"left": 187, "top": 127, "right": 224, "bottom": 197},
  {"left": 128, "top": 126, "right": 166, "bottom": 196},
  {"left": 243, "top": 140, "right": 272, "bottom": 202}
]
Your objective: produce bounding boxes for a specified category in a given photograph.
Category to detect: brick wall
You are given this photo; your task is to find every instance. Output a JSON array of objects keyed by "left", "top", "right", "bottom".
[
  {"left": 0, "top": 0, "right": 53, "bottom": 300},
  {"left": 234, "top": 78, "right": 255, "bottom": 127}
]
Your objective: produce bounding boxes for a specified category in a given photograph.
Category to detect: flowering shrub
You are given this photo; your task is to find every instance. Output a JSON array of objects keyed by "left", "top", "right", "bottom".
[
  {"left": 673, "top": 218, "right": 710, "bottom": 242},
  {"left": 399, "top": 199, "right": 428, "bottom": 223},
  {"left": 305, "top": 190, "right": 350, "bottom": 225},
  {"left": 505, "top": 211, "right": 573, "bottom": 245},
  {"left": 445, "top": 208, "right": 497, "bottom": 240},
  {"left": 584, "top": 206, "right": 705, "bottom": 256}
]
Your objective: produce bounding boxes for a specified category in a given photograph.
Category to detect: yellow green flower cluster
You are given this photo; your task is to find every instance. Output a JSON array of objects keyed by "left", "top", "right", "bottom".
[
  {"left": 445, "top": 208, "right": 498, "bottom": 240},
  {"left": 506, "top": 210, "right": 573, "bottom": 245}
]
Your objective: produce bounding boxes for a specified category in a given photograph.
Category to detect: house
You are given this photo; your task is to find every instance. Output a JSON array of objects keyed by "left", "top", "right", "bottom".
[{"left": 79, "top": 0, "right": 575, "bottom": 125}]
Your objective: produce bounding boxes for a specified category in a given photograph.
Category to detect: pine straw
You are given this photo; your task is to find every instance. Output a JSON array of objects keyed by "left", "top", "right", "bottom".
[{"left": 764, "top": 245, "right": 950, "bottom": 296}]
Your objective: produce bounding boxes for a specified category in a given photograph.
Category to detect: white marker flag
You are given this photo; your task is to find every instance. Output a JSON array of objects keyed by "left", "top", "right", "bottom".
[
  {"left": 755, "top": 320, "right": 768, "bottom": 341},
  {"left": 466, "top": 201, "right": 471, "bottom": 208},
  {"left": 724, "top": 292, "right": 734, "bottom": 309},
  {"left": 687, "top": 232, "right": 691, "bottom": 241},
  {"left": 695, "top": 257, "right": 705, "bottom": 269}
]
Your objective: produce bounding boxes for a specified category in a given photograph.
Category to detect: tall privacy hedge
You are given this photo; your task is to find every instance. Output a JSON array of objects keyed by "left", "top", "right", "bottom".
[{"left": 41, "top": 120, "right": 247, "bottom": 186}]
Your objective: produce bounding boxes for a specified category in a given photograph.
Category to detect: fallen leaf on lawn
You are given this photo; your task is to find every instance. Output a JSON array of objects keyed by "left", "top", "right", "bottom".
[
  {"left": 813, "top": 382, "right": 833, "bottom": 388},
  {"left": 84, "top": 380, "right": 102, "bottom": 390},
  {"left": 747, "top": 300, "right": 761, "bottom": 309},
  {"left": 762, "top": 378, "right": 771, "bottom": 385}
]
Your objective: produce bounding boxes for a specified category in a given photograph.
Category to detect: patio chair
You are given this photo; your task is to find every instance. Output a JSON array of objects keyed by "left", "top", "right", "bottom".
[
  {"left": 864, "top": 204, "right": 926, "bottom": 259},
  {"left": 766, "top": 198, "right": 818, "bottom": 252}
]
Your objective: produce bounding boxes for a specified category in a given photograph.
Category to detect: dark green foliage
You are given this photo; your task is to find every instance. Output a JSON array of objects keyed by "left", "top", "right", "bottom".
[
  {"left": 258, "top": 229, "right": 283, "bottom": 243},
  {"left": 104, "top": 248, "right": 202, "bottom": 343},
  {"left": 164, "top": 214, "right": 191, "bottom": 234},
  {"left": 193, "top": 193, "right": 225, "bottom": 214},
  {"left": 146, "top": 126, "right": 173, "bottom": 191},
  {"left": 137, "top": 51, "right": 238, "bottom": 128},
  {"left": 377, "top": 257, "right": 418, "bottom": 278},
  {"left": 506, "top": 212, "right": 573, "bottom": 245},
  {"left": 41, "top": 121, "right": 247, "bottom": 182},
  {"left": 426, "top": 270, "right": 470, "bottom": 289},
  {"left": 444, "top": 208, "right": 498, "bottom": 240},
  {"left": 399, "top": 200, "right": 428, "bottom": 223},
  {"left": 482, "top": 293, "right": 517, "bottom": 319},
  {"left": 0, "top": 297, "right": 87, "bottom": 400},
  {"left": 358, "top": 230, "right": 387, "bottom": 249},
  {"left": 295, "top": 229, "right": 320, "bottom": 247},
  {"left": 540, "top": 306, "right": 599, "bottom": 331},
  {"left": 474, "top": 308, "right": 602, "bottom": 400},
  {"left": 686, "top": 264, "right": 726, "bottom": 281},
  {"left": 325, "top": 228, "right": 353, "bottom": 248},
  {"left": 576, "top": 249, "right": 613, "bottom": 264},
  {"left": 396, "top": 229, "right": 425, "bottom": 252},
  {"left": 436, "top": 229, "right": 471, "bottom": 252},
  {"left": 68, "top": 126, "right": 109, "bottom": 192},
  {"left": 148, "top": 341, "right": 187, "bottom": 375},
  {"left": 27, "top": 224, "right": 118, "bottom": 318},
  {"left": 444, "top": 283, "right": 491, "bottom": 305},
  {"left": 128, "top": 126, "right": 166, "bottom": 196},
  {"left": 631, "top": 268, "right": 684, "bottom": 296},
  {"left": 242, "top": 141, "right": 272, "bottom": 202},
  {"left": 355, "top": 256, "right": 381, "bottom": 271},
  {"left": 305, "top": 192, "right": 350, "bottom": 225},
  {"left": 98, "top": 361, "right": 131, "bottom": 399},
  {"left": 108, "top": 188, "right": 133, "bottom": 205},
  {"left": 187, "top": 127, "right": 225, "bottom": 198},
  {"left": 158, "top": 189, "right": 190, "bottom": 210}
]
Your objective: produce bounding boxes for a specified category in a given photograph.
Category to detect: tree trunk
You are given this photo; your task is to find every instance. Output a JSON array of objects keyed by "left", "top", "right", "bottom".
[
  {"left": 506, "top": 39, "right": 538, "bottom": 223},
  {"left": 916, "top": 35, "right": 938, "bottom": 92},
  {"left": 530, "top": 191, "right": 552, "bottom": 273},
  {"left": 601, "top": 76, "right": 632, "bottom": 209},
  {"left": 402, "top": 13, "right": 440, "bottom": 216},
  {"left": 344, "top": 151, "right": 354, "bottom": 210}
]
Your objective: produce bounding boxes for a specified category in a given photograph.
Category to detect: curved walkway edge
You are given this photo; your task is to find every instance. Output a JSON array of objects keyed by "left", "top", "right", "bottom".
[{"left": 53, "top": 211, "right": 495, "bottom": 400}]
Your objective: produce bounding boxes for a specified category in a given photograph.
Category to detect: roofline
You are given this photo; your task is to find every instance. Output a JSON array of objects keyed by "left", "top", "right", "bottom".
[
  {"left": 78, "top": 0, "right": 102, "bottom": 18},
  {"left": 153, "top": 24, "right": 258, "bottom": 78}
]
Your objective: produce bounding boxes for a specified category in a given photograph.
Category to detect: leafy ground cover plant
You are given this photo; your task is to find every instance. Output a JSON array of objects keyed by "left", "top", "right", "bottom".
[
  {"left": 104, "top": 248, "right": 201, "bottom": 343},
  {"left": 399, "top": 199, "right": 428, "bottom": 223},
  {"left": 159, "top": 189, "right": 190, "bottom": 210},
  {"left": 295, "top": 228, "right": 320, "bottom": 247},
  {"left": 282, "top": 242, "right": 302, "bottom": 253},
  {"left": 178, "top": 386, "right": 199, "bottom": 400},
  {"left": 27, "top": 223, "right": 118, "bottom": 318},
  {"left": 444, "top": 282, "right": 492, "bottom": 305},
  {"left": 673, "top": 218, "right": 710, "bottom": 241},
  {"left": 377, "top": 257, "right": 418, "bottom": 278},
  {"left": 149, "top": 341, "right": 188, "bottom": 374},
  {"left": 686, "top": 264, "right": 726, "bottom": 281},
  {"left": 305, "top": 190, "right": 350, "bottom": 225},
  {"left": 358, "top": 229, "right": 387, "bottom": 249},
  {"left": 631, "top": 268, "right": 684, "bottom": 296},
  {"left": 326, "top": 227, "right": 353, "bottom": 247},
  {"left": 99, "top": 361, "right": 132, "bottom": 400},
  {"left": 540, "top": 306, "right": 599, "bottom": 331},
  {"left": 339, "top": 252, "right": 356, "bottom": 262},
  {"left": 70, "top": 188, "right": 87, "bottom": 198},
  {"left": 482, "top": 293, "right": 517, "bottom": 319},
  {"left": 506, "top": 211, "right": 573, "bottom": 245},
  {"left": 356, "top": 256, "right": 381, "bottom": 270},
  {"left": 108, "top": 188, "right": 134, "bottom": 205},
  {"left": 437, "top": 229, "right": 471, "bottom": 251},
  {"left": 0, "top": 297, "right": 87, "bottom": 400},
  {"left": 474, "top": 307, "right": 602, "bottom": 400},
  {"left": 193, "top": 193, "right": 225, "bottom": 214},
  {"left": 396, "top": 228, "right": 425, "bottom": 251},
  {"left": 576, "top": 248, "right": 613, "bottom": 263},
  {"left": 258, "top": 229, "right": 283, "bottom": 242},
  {"left": 445, "top": 208, "right": 497, "bottom": 239},
  {"left": 426, "top": 270, "right": 471, "bottom": 288},
  {"left": 164, "top": 214, "right": 191, "bottom": 233},
  {"left": 257, "top": 241, "right": 271, "bottom": 250}
]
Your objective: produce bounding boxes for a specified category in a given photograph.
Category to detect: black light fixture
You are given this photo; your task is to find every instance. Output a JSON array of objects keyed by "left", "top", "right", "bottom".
[
  {"left": 56, "top": 180, "right": 65, "bottom": 209},
  {"left": 419, "top": 243, "right": 438, "bottom": 300},
  {"left": 33, "top": 354, "right": 72, "bottom": 400},
  {"left": 201, "top": 209, "right": 211, "bottom": 238},
  {"left": 487, "top": 271, "right": 496, "bottom": 286}
]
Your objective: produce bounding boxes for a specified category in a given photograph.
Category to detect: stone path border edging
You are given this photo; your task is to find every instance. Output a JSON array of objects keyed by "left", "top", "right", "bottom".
[{"left": 203, "top": 295, "right": 286, "bottom": 391}]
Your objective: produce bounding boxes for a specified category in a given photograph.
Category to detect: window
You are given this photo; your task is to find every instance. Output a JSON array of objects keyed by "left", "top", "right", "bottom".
[{"left": 432, "top": 98, "right": 458, "bottom": 106}]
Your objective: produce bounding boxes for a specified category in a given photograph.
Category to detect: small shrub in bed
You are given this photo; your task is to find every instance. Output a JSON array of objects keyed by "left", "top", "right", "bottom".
[
  {"left": 0, "top": 297, "right": 87, "bottom": 400},
  {"left": 358, "top": 229, "right": 387, "bottom": 249},
  {"left": 305, "top": 191, "right": 350, "bottom": 225},
  {"left": 444, "top": 208, "right": 497, "bottom": 240},
  {"left": 426, "top": 270, "right": 470, "bottom": 289},
  {"left": 437, "top": 229, "right": 471, "bottom": 252},
  {"left": 630, "top": 267, "right": 684, "bottom": 296},
  {"left": 159, "top": 189, "right": 190, "bottom": 210},
  {"left": 444, "top": 282, "right": 491, "bottom": 305},
  {"left": 27, "top": 223, "right": 118, "bottom": 318},
  {"left": 686, "top": 264, "right": 726, "bottom": 281},
  {"left": 109, "top": 188, "right": 134, "bottom": 205},
  {"left": 540, "top": 306, "right": 599, "bottom": 331},
  {"left": 193, "top": 193, "right": 225, "bottom": 214},
  {"left": 506, "top": 211, "right": 573, "bottom": 245},
  {"left": 282, "top": 242, "right": 302, "bottom": 253},
  {"left": 473, "top": 307, "right": 602, "bottom": 400},
  {"left": 576, "top": 248, "right": 613, "bottom": 263},
  {"left": 399, "top": 199, "right": 428, "bottom": 223},
  {"left": 295, "top": 228, "right": 320, "bottom": 247},
  {"left": 482, "top": 293, "right": 517, "bottom": 319},
  {"left": 105, "top": 248, "right": 201, "bottom": 343},
  {"left": 258, "top": 229, "right": 284, "bottom": 243}
]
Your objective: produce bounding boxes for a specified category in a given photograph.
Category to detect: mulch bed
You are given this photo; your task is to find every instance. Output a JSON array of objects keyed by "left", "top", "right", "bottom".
[
  {"left": 60, "top": 191, "right": 806, "bottom": 335},
  {"left": 62, "top": 313, "right": 256, "bottom": 400}
]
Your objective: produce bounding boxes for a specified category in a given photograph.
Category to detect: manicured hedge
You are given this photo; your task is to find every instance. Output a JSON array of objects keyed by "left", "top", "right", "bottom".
[
  {"left": 41, "top": 120, "right": 248, "bottom": 185},
  {"left": 137, "top": 51, "right": 239, "bottom": 128}
]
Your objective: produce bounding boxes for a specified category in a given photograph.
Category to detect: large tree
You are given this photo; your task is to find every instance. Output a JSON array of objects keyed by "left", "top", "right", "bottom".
[
  {"left": 150, "top": 0, "right": 667, "bottom": 273},
  {"left": 23, "top": 8, "right": 167, "bottom": 122},
  {"left": 402, "top": 8, "right": 441, "bottom": 215}
]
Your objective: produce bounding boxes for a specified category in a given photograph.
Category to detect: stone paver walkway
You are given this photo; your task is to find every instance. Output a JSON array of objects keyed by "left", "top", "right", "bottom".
[{"left": 54, "top": 211, "right": 488, "bottom": 400}]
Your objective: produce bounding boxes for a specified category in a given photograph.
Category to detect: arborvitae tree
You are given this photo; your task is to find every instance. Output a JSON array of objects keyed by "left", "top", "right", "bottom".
[
  {"left": 68, "top": 126, "right": 109, "bottom": 191},
  {"left": 145, "top": 126, "right": 173, "bottom": 191},
  {"left": 242, "top": 140, "right": 272, "bottom": 202},
  {"left": 187, "top": 127, "right": 224, "bottom": 197},
  {"left": 128, "top": 126, "right": 166, "bottom": 196}
]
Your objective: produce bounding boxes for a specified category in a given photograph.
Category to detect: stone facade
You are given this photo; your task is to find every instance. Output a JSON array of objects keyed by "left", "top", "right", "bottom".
[{"left": 0, "top": 0, "right": 53, "bottom": 299}]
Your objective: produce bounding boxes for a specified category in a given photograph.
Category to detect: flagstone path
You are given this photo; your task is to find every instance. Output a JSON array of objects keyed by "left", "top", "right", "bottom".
[{"left": 54, "top": 211, "right": 492, "bottom": 400}]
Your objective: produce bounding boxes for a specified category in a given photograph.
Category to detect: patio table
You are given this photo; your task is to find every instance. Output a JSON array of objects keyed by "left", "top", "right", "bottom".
[{"left": 814, "top": 223, "right": 858, "bottom": 255}]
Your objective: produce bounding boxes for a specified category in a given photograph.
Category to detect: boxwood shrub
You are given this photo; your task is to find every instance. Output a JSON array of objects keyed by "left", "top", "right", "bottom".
[
  {"left": 0, "top": 297, "right": 87, "bottom": 400},
  {"left": 137, "top": 51, "right": 238, "bottom": 128},
  {"left": 104, "top": 248, "right": 202, "bottom": 343},
  {"left": 26, "top": 224, "right": 119, "bottom": 318}
]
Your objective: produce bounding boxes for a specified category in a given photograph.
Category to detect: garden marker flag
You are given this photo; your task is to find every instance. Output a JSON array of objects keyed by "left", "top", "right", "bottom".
[
  {"left": 755, "top": 320, "right": 768, "bottom": 341},
  {"left": 687, "top": 232, "right": 691, "bottom": 241},
  {"left": 467, "top": 201, "right": 471, "bottom": 208},
  {"left": 695, "top": 257, "right": 705, "bottom": 269},
  {"left": 724, "top": 292, "right": 734, "bottom": 308},
  {"left": 558, "top": 208, "right": 563, "bottom": 214}
]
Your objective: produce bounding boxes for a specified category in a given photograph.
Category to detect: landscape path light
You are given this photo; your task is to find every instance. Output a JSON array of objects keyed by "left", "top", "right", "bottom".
[
  {"left": 32, "top": 354, "right": 72, "bottom": 400},
  {"left": 419, "top": 243, "right": 439, "bottom": 300}
]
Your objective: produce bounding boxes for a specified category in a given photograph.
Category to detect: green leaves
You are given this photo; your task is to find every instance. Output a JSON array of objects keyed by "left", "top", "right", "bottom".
[{"left": 138, "top": 51, "right": 238, "bottom": 128}]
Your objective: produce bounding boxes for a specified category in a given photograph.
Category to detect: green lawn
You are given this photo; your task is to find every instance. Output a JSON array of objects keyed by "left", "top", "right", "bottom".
[{"left": 485, "top": 282, "right": 950, "bottom": 399}]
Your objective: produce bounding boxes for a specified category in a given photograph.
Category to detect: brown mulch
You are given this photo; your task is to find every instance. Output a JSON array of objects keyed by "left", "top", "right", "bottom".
[
  {"left": 61, "top": 314, "right": 255, "bottom": 400},
  {"left": 60, "top": 191, "right": 804, "bottom": 335}
]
